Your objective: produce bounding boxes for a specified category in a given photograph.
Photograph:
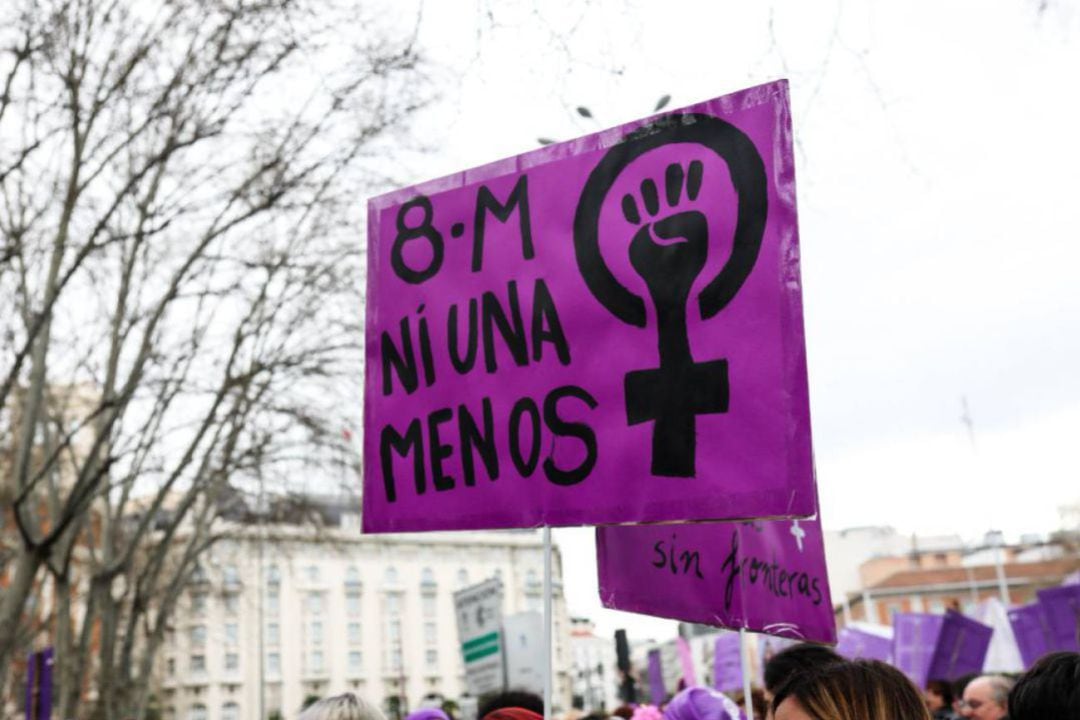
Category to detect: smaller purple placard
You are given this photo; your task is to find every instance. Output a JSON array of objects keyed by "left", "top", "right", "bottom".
[
  {"left": 926, "top": 611, "right": 993, "bottom": 681},
  {"left": 597, "top": 516, "right": 835, "bottom": 643},
  {"left": 648, "top": 649, "right": 666, "bottom": 704},
  {"left": 676, "top": 637, "right": 697, "bottom": 686},
  {"left": 835, "top": 627, "right": 893, "bottom": 663},
  {"left": 713, "top": 633, "right": 743, "bottom": 693},
  {"left": 1037, "top": 584, "right": 1080, "bottom": 653},
  {"left": 893, "top": 613, "right": 945, "bottom": 689},
  {"left": 1007, "top": 603, "right": 1053, "bottom": 669}
]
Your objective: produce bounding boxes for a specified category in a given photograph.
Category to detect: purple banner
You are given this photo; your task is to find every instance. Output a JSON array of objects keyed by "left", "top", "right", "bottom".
[
  {"left": 835, "top": 627, "right": 893, "bottom": 663},
  {"left": 1037, "top": 584, "right": 1080, "bottom": 652},
  {"left": 1007, "top": 603, "right": 1053, "bottom": 668},
  {"left": 363, "top": 80, "right": 815, "bottom": 532},
  {"left": 926, "top": 612, "right": 993, "bottom": 681},
  {"left": 713, "top": 633, "right": 743, "bottom": 693},
  {"left": 893, "top": 613, "right": 945, "bottom": 689},
  {"left": 647, "top": 649, "right": 666, "bottom": 704},
  {"left": 597, "top": 515, "right": 836, "bottom": 643}
]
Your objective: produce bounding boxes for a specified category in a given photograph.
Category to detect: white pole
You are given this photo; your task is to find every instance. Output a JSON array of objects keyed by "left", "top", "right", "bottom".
[
  {"left": 740, "top": 628, "right": 753, "bottom": 720},
  {"left": 544, "top": 526, "right": 553, "bottom": 720}
]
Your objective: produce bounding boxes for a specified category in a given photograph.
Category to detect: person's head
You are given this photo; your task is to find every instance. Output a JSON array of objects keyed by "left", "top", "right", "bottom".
[
  {"left": 299, "top": 694, "right": 385, "bottom": 720},
  {"left": 763, "top": 644, "right": 844, "bottom": 719},
  {"left": 771, "top": 659, "right": 931, "bottom": 720},
  {"left": 612, "top": 706, "right": 635, "bottom": 720},
  {"left": 407, "top": 709, "right": 451, "bottom": 720},
  {"left": 663, "top": 686, "right": 741, "bottom": 720},
  {"left": 958, "top": 675, "right": 1014, "bottom": 720},
  {"left": 1007, "top": 651, "right": 1080, "bottom": 720},
  {"left": 949, "top": 674, "right": 977, "bottom": 715},
  {"left": 925, "top": 679, "right": 954, "bottom": 712},
  {"left": 478, "top": 691, "right": 545, "bottom": 720}
]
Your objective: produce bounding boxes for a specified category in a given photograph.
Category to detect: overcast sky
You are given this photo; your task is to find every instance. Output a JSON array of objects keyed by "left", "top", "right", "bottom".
[{"left": 379, "top": 0, "right": 1080, "bottom": 640}]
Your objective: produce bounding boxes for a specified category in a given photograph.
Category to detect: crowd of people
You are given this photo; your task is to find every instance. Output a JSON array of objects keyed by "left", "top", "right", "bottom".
[{"left": 295, "top": 648, "right": 1080, "bottom": 720}]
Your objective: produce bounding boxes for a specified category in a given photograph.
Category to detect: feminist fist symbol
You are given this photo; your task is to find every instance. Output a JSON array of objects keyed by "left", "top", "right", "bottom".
[{"left": 573, "top": 113, "right": 768, "bottom": 477}]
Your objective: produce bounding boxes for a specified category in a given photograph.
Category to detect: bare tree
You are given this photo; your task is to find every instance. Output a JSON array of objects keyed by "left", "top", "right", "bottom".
[{"left": 0, "top": 0, "right": 425, "bottom": 714}]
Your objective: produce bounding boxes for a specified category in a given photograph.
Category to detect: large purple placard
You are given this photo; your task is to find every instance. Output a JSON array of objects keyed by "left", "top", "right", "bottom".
[
  {"left": 926, "top": 612, "right": 993, "bottom": 681},
  {"left": 835, "top": 627, "right": 893, "bottom": 663},
  {"left": 596, "top": 516, "right": 835, "bottom": 643},
  {"left": 1037, "top": 584, "right": 1080, "bottom": 652},
  {"left": 363, "top": 80, "right": 814, "bottom": 531},
  {"left": 1007, "top": 603, "right": 1053, "bottom": 668},
  {"left": 893, "top": 613, "right": 945, "bottom": 689}
]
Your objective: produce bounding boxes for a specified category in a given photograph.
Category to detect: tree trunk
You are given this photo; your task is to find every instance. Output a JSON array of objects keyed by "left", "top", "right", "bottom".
[{"left": 0, "top": 548, "right": 43, "bottom": 702}]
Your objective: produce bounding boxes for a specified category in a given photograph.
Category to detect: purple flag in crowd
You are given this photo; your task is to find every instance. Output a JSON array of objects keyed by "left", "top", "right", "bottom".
[
  {"left": 1007, "top": 602, "right": 1054, "bottom": 669},
  {"left": 363, "top": 80, "right": 817, "bottom": 532},
  {"left": 648, "top": 649, "right": 666, "bottom": 704},
  {"left": 835, "top": 627, "right": 893, "bottom": 663},
  {"left": 893, "top": 613, "right": 945, "bottom": 689},
  {"left": 1037, "top": 584, "right": 1080, "bottom": 652},
  {"left": 597, "top": 515, "right": 836, "bottom": 643},
  {"left": 676, "top": 636, "right": 697, "bottom": 687},
  {"left": 713, "top": 633, "right": 743, "bottom": 693},
  {"left": 926, "top": 611, "right": 993, "bottom": 681}
]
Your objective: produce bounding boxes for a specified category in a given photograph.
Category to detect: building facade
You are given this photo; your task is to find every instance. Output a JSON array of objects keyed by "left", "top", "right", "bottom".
[
  {"left": 158, "top": 515, "right": 572, "bottom": 720},
  {"left": 568, "top": 617, "right": 617, "bottom": 713}
]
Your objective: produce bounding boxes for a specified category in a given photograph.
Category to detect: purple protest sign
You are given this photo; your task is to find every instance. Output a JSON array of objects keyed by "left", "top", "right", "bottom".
[
  {"left": 647, "top": 649, "right": 666, "bottom": 704},
  {"left": 835, "top": 627, "right": 893, "bottom": 663},
  {"left": 713, "top": 633, "right": 743, "bottom": 693},
  {"left": 596, "top": 515, "right": 835, "bottom": 643},
  {"left": 1037, "top": 584, "right": 1080, "bottom": 652},
  {"left": 893, "top": 613, "right": 945, "bottom": 689},
  {"left": 24, "top": 648, "right": 53, "bottom": 720},
  {"left": 676, "top": 637, "right": 697, "bottom": 687},
  {"left": 363, "top": 80, "right": 815, "bottom": 532},
  {"left": 1007, "top": 603, "right": 1053, "bottom": 669},
  {"left": 926, "top": 612, "right": 993, "bottom": 681}
]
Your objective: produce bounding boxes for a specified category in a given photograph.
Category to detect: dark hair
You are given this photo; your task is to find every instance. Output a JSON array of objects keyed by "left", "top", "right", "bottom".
[
  {"left": 478, "top": 691, "right": 544, "bottom": 719},
  {"left": 764, "top": 643, "right": 844, "bottom": 693},
  {"left": 1008, "top": 652, "right": 1080, "bottom": 720},
  {"left": 949, "top": 672, "right": 977, "bottom": 701},
  {"left": 771, "top": 659, "right": 932, "bottom": 720},
  {"left": 611, "top": 706, "right": 634, "bottom": 720},
  {"left": 925, "top": 679, "right": 953, "bottom": 705}
]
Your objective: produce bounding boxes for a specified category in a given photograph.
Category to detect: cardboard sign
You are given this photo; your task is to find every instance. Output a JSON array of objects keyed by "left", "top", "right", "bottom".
[
  {"left": 926, "top": 611, "right": 993, "bottom": 681},
  {"left": 503, "top": 611, "right": 545, "bottom": 694},
  {"left": 454, "top": 578, "right": 505, "bottom": 695},
  {"left": 363, "top": 80, "right": 815, "bottom": 531},
  {"left": 1007, "top": 603, "right": 1053, "bottom": 669},
  {"left": 713, "top": 633, "right": 744, "bottom": 693},
  {"left": 835, "top": 627, "right": 893, "bottom": 663},
  {"left": 1037, "top": 584, "right": 1080, "bottom": 652},
  {"left": 647, "top": 648, "right": 666, "bottom": 704},
  {"left": 596, "top": 516, "right": 836, "bottom": 643},
  {"left": 893, "top": 613, "right": 945, "bottom": 689}
]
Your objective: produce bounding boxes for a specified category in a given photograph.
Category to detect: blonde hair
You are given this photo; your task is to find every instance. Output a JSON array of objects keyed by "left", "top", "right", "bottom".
[
  {"left": 772, "top": 660, "right": 932, "bottom": 720},
  {"left": 299, "top": 694, "right": 386, "bottom": 720}
]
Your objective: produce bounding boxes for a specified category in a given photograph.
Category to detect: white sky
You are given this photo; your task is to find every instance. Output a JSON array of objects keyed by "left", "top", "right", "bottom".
[{"left": 377, "top": 0, "right": 1080, "bottom": 640}]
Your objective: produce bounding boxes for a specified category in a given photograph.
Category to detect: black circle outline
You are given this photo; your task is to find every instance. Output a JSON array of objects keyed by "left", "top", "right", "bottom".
[{"left": 572, "top": 113, "right": 768, "bottom": 328}]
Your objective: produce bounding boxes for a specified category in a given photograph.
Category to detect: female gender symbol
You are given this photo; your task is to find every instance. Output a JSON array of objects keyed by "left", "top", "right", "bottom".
[{"left": 573, "top": 113, "right": 768, "bottom": 477}]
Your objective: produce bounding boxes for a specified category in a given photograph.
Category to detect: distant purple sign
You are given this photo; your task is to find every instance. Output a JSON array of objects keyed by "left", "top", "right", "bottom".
[
  {"left": 24, "top": 647, "right": 52, "bottom": 720},
  {"left": 835, "top": 627, "right": 893, "bottom": 663},
  {"left": 1037, "top": 584, "right": 1080, "bottom": 652},
  {"left": 648, "top": 648, "right": 666, "bottom": 704},
  {"left": 926, "top": 612, "right": 993, "bottom": 681},
  {"left": 893, "top": 613, "right": 945, "bottom": 689},
  {"left": 597, "top": 516, "right": 835, "bottom": 643},
  {"left": 713, "top": 633, "right": 743, "bottom": 693},
  {"left": 1007, "top": 603, "right": 1053, "bottom": 669},
  {"left": 363, "top": 80, "right": 816, "bottom": 531}
]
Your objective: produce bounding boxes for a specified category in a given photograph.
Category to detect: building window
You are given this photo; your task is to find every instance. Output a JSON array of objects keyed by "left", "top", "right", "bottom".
[
  {"left": 348, "top": 622, "right": 362, "bottom": 645},
  {"left": 388, "top": 619, "right": 401, "bottom": 643},
  {"left": 167, "top": 657, "right": 175, "bottom": 676},
  {"left": 422, "top": 594, "right": 436, "bottom": 618},
  {"left": 190, "top": 625, "right": 207, "bottom": 648},
  {"left": 223, "top": 595, "right": 239, "bottom": 616},
  {"left": 267, "top": 653, "right": 281, "bottom": 676},
  {"left": 310, "top": 621, "right": 323, "bottom": 646},
  {"left": 191, "top": 593, "right": 207, "bottom": 617},
  {"left": 222, "top": 703, "right": 240, "bottom": 720},
  {"left": 266, "top": 593, "right": 279, "bottom": 616},
  {"left": 424, "top": 622, "right": 436, "bottom": 645},
  {"left": 267, "top": 623, "right": 280, "bottom": 647},
  {"left": 457, "top": 568, "right": 469, "bottom": 587},
  {"left": 385, "top": 566, "right": 398, "bottom": 585},
  {"left": 421, "top": 567, "right": 436, "bottom": 588},
  {"left": 188, "top": 704, "right": 207, "bottom": 720},
  {"left": 223, "top": 565, "right": 240, "bottom": 588},
  {"left": 386, "top": 593, "right": 401, "bottom": 616},
  {"left": 346, "top": 591, "right": 361, "bottom": 617},
  {"left": 346, "top": 566, "right": 361, "bottom": 589},
  {"left": 426, "top": 649, "right": 438, "bottom": 669},
  {"left": 311, "top": 650, "right": 325, "bottom": 673},
  {"left": 225, "top": 653, "right": 239, "bottom": 671},
  {"left": 349, "top": 651, "right": 363, "bottom": 672},
  {"left": 266, "top": 564, "right": 280, "bottom": 585},
  {"left": 225, "top": 623, "right": 238, "bottom": 646},
  {"left": 306, "top": 565, "right": 320, "bottom": 584},
  {"left": 190, "top": 655, "right": 206, "bottom": 673},
  {"left": 191, "top": 565, "right": 208, "bottom": 584},
  {"left": 307, "top": 592, "right": 323, "bottom": 615},
  {"left": 390, "top": 648, "right": 402, "bottom": 671}
]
